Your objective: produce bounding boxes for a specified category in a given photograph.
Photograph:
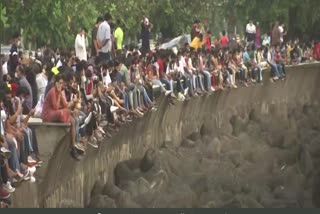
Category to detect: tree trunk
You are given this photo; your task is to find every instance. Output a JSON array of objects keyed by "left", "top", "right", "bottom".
[{"left": 288, "top": 6, "right": 301, "bottom": 40}]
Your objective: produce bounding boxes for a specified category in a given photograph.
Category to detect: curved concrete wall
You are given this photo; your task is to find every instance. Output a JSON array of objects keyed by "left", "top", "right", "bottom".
[{"left": 12, "top": 63, "right": 320, "bottom": 208}]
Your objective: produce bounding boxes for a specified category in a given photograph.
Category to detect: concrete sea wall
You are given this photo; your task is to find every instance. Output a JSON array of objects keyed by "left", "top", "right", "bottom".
[{"left": 12, "top": 63, "right": 320, "bottom": 208}]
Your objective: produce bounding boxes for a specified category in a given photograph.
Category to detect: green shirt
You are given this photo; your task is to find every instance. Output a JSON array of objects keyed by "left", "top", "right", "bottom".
[
  {"left": 120, "top": 64, "right": 130, "bottom": 86},
  {"left": 114, "top": 27, "right": 124, "bottom": 50}
]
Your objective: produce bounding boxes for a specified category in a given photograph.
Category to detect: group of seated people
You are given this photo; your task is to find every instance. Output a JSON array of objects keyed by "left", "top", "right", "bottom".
[{"left": 0, "top": 32, "right": 319, "bottom": 207}]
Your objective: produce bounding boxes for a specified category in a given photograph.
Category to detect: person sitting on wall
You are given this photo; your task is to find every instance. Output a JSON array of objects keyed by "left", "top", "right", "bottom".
[{"left": 41, "top": 74, "right": 85, "bottom": 161}]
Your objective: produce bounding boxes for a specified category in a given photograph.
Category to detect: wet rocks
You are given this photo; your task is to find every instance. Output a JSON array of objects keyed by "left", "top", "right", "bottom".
[{"left": 89, "top": 103, "right": 320, "bottom": 208}]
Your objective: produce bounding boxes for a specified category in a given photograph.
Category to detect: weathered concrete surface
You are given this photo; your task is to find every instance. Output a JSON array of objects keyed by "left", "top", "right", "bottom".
[{"left": 12, "top": 63, "right": 320, "bottom": 208}]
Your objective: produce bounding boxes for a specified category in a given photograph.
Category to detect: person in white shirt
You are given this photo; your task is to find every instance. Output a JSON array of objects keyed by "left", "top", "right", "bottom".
[
  {"left": 246, "top": 20, "right": 256, "bottom": 43},
  {"left": 278, "top": 23, "right": 287, "bottom": 44},
  {"left": 75, "top": 27, "right": 88, "bottom": 61},
  {"left": 97, "top": 13, "right": 113, "bottom": 64},
  {"left": 35, "top": 61, "right": 48, "bottom": 101}
]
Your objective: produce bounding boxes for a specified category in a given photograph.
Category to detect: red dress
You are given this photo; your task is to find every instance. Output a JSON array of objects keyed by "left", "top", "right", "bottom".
[{"left": 41, "top": 87, "right": 71, "bottom": 123}]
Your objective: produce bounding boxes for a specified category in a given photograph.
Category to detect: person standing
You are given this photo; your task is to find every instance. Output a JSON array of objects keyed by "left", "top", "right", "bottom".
[
  {"left": 191, "top": 20, "right": 201, "bottom": 41},
  {"left": 255, "top": 22, "right": 261, "bottom": 49},
  {"left": 220, "top": 31, "right": 229, "bottom": 48},
  {"left": 271, "top": 21, "right": 281, "bottom": 47},
  {"left": 91, "top": 17, "right": 104, "bottom": 58},
  {"left": 246, "top": 20, "right": 256, "bottom": 46},
  {"left": 205, "top": 31, "right": 212, "bottom": 51},
  {"left": 8, "top": 32, "right": 21, "bottom": 78},
  {"left": 278, "top": 23, "right": 287, "bottom": 45},
  {"left": 141, "top": 16, "right": 153, "bottom": 55},
  {"left": 15, "top": 65, "right": 33, "bottom": 113},
  {"left": 114, "top": 21, "right": 124, "bottom": 50},
  {"left": 97, "top": 13, "right": 113, "bottom": 64},
  {"left": 75, "top": 27, "right": 88, "bottom": 61}
]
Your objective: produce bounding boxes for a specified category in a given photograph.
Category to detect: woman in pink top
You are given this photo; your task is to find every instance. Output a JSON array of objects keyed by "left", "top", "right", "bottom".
[{"left": 41, "top": 74, "right": 82, "bottom": 157}]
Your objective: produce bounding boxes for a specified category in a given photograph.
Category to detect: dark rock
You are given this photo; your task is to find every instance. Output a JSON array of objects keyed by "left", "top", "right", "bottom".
[
  {"left": 124, "top": 177, "right": 151, "bottom": 198},
  {"left": 116, "top": 192, "right": 141, "bottom": 208},
  {"left": 230, "top": 116, "right": 247, "bottom": 137},
  {"left": 181, "top": 138, "right": 196, "bottom": 148},
  {"left": 140, "top": 149, "right": 157, "bottom": 172},
  {"left": 102, "top": 182, "right": 122, "bottom": 199},
  {"left": 202, "top": 135, "right": 212, "bottom": 145},
  {"left": 58, "top": 200, "right": 82, "bottom": 208},
  {"left": 220, "top": 197, "right": 243, "bottom": 208},
  {"left": 89, "top": 195, "right": 116, "bottom": 208},
  {"left": 114, "top": 161, "right": 138, "bottom": 186},
  {"left": 249, "top": 109, "right": 260, "bottom": 122},
  {"left": 200, "top": 124, "right": 212, "bottom": 137},
  {"left": 91, "top": 180, "right": 105, "bottom": 198},
  {"left": 188, "top": 132, "right": 201, "bottom": 141},
  {"left": 298, "top": 145, "right": 314, "bottom": 177}
]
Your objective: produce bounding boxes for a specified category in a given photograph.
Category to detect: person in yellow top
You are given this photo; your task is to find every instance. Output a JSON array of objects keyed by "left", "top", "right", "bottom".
[
  {"left": 190, "top": 33, "right": 204, "bottom": 51},
  {"left": 286, "top": 42, "right": 294, "bottom": 64},
  {"left": 114, "top": 21, "right": 124, "bottom": 50}
]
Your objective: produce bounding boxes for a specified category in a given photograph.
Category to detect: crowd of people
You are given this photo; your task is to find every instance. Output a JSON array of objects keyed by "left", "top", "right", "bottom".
[{"left": 0, "top": 12, "right": 320, "bottom": 208}]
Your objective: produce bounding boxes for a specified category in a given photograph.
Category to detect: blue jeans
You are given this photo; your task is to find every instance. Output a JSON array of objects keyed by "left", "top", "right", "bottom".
[
  {"left": 122, "top": 92, "right": 129, "bottom": 110},
  {"left": 276, "top": 64, "right": 285, "bottom": 77},
  {"left": 23, "top": 127, "right": 34, "bottom": 153},
  {"left": 160, "top": 78, "right": 170, "bottom": 91},
  {"left": 198, "top": 74, "right": 205, "bottom": 90},
  {"left": 182, "top": 73, "right": 192, "bottom": 94},
  {"left": 202, "top": 70, "right": 212, "bottom": 90},
  {"left": 74, "top": 117, "right": 80, "bottom": 145},
  {"left": 6, "top": 136, "right": 21, "bottom": 172},
  {"left": 138, "top": 86, "right": 152, "bottom": 106},
  {"left": 254, "top": 67, "right": 262, "bottom": 82},
  {"left": 239, "top": 68, "right": 246, "bottom": 82},
  {"left": 192, "top": 75, "right": 199, "bottom": 90},
  {"left": 152, "top": 79, "right": 167, "bottom": 93}
]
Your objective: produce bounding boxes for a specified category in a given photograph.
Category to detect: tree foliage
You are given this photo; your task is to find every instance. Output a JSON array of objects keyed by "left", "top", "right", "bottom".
[{"left": 1, "top": 0, "right": 319, "bottom": 49}]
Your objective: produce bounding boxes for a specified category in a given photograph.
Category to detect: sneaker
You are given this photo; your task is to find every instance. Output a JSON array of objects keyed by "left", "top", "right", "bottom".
[
  {"left": 0, "top": 147, "right": 11, "bottom": 159},
  {"left": 70, "top": 148, "right": 82, "bottom": 161},
  {"left": 184, "top": 88, "right": 189, "bottom": 97},
  {"left": 28, "top": 156, "right": 37, "bottom": 164},
  {"left": 97, "top": 126, "right": 106, "bottom": 135},
  {"left": 29, "top": 176, "right": 36, "bottom": 183},
  {"left": 88, "top": 137, "right": 99, "bottom": 148},
  {"left": 177, "top": 93, "right": 185, "bottom": 102},
  {"left": 171, "top": 93, "right": 177, "bottom": 98},
  {"left": 165, "top": 90, "right": 172, "bottom": 97},
  {"left": 74, "top": 144, "right": 85, "bottom": 152},
  {"left": 100, "top": 121, "right": 108, "bottom": 127},
  {"left": 136, "top": 109, "right": 144, "bottom": 117},
  {"left": 2, "top": 182, "right": 15, "bottom": 193},
  {"left": 0, "top": 188, "right": 10, "bottom": 200},
  {"left": 211, "top": 87, "right": 216, "bottom": 91},
  {"left": 24, "top": 167, "right": 36, "bottom": 182}
]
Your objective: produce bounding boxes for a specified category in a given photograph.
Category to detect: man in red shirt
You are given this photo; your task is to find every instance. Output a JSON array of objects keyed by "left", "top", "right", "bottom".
[
  {"left": 220, "top": 31, "right": 229, "bottom": 47},
  {"left": 314, "top": 41, "right": 320, "bottom": 61},
  {"left": 205, "top": 31, "right": 212, "bottom": 51}
]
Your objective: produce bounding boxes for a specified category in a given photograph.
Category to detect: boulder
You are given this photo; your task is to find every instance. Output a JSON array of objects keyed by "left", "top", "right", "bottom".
[
  {"left": 102, "top": 182, "right": 122, "bottom": 199},
  {"left": 89, "top": 195, "right": 117, "bottom": 208},
  {"left": 58, "top": 200, "right": 82, "bottom": 208},
  {"left": 140, "top": 149, "right": 157, "bottom": 172},
  {"left": 91, "top": 180, "right": 105, "bottom": 198},
  {"left": 181, "top": 138, "right": 196, "bottom": 148}
]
